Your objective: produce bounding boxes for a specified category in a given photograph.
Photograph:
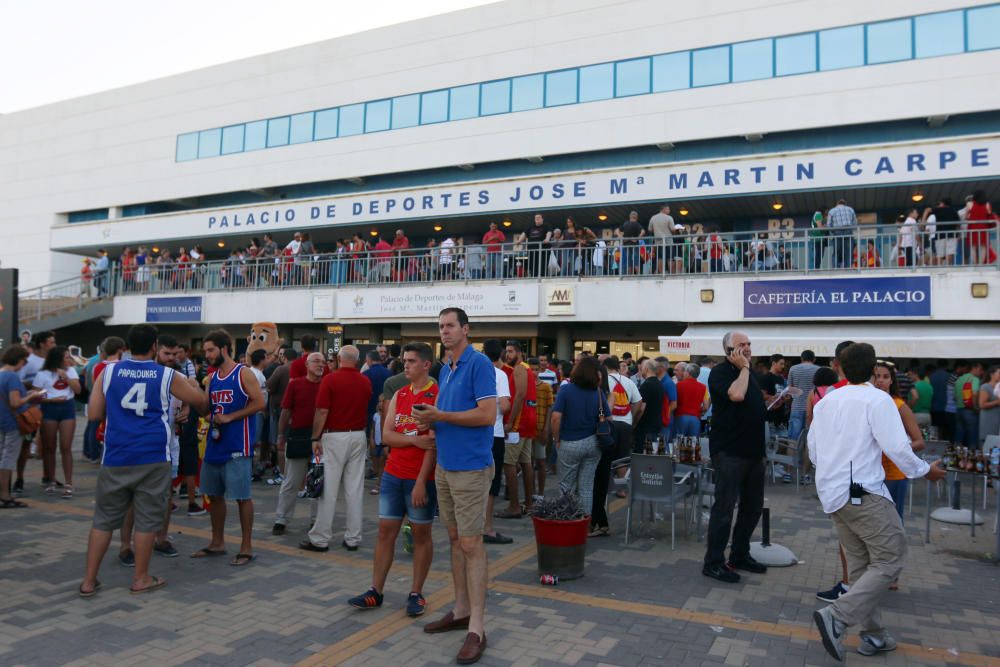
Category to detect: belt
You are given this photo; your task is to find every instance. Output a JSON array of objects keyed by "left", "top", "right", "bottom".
[{"left": 323, "top": 428, "right": 364, "bottom": 434}]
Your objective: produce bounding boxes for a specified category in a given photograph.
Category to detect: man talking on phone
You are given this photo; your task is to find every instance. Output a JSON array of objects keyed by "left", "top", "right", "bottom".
[{"left": 702, "top": 331, "right": 768, "bottom": 583}]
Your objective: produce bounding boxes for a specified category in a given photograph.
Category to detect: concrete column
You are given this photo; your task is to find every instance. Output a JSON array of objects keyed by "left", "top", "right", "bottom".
[{"left": 556, "top": 325, "right": 572, "bottom": 361}]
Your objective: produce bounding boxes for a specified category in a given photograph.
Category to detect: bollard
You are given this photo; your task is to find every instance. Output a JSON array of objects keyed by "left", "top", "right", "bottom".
[
  {"left": 760, "top": 508, "right": 771, "bottom": 547},
  {"left": 951, "top": 479, "right": 961, "bottom": 510}
]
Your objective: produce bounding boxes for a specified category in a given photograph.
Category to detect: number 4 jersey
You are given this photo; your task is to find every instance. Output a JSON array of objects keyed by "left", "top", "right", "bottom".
[{"left": 102, "top": 359, "right": 176, "bottom": 467}]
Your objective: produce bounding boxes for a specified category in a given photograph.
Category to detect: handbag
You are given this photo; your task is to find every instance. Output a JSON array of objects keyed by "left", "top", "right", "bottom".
[
  {"left": 303, "top": 461, "right": 324, "bottom": 498},
  {"left": 16, "top": 405, "right": 42, "bottom": 436},
  {"left": 596, "top": 390, "right": 615, "bottom": 454},
  {"left": 286, "top": 428, "right": 313, "bottom": 459}
]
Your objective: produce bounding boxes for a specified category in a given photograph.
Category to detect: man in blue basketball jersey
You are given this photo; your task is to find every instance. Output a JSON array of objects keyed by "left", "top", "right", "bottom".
[
  {"left": 192, "top": 329, "right": 265, "bottom": 567},
  {"left": 79, "top": 324, "right": 208, "bottom": 597}
]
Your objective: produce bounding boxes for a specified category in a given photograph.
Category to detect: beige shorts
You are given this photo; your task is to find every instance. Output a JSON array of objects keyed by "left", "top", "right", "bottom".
[
  {"left": 532, "top": 438, "right": 549, "bottom": 460},
  {"left": 435, "top": 464, "right": 492, "bottom": 537},
  {"left": 504, "top": 437, "right": 533, "bottom": 465}
]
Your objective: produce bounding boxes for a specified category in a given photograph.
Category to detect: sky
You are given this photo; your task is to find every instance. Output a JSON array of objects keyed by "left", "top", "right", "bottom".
[{"left": 0, "top": 0, "right": 495, "bottom": 113}]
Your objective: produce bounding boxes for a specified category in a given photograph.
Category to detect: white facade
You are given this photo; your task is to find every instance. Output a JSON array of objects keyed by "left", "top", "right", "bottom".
[{"left": 2, "top": 0, "right": 999, "bottom": 288}]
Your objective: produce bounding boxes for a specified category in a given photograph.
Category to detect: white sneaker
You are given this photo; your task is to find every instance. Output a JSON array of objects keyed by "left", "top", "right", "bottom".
[{"left": 858, "top": 631, "right": 896, "bottom": 656}]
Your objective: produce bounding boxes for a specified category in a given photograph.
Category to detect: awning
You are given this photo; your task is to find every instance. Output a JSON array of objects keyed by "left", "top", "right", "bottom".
[{"left": 660, "top": 323, "right": 1000, "bottom": 359}]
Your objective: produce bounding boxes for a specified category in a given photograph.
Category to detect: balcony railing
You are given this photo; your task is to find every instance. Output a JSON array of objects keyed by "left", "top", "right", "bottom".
[
  {"left": 86, "top": 222, "right": 998, "bottom": 298},
  {"left": 17, "top": 275, "right": 105, "bottom": 326}
]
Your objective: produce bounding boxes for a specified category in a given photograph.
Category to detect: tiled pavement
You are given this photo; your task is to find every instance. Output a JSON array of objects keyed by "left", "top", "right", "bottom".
[{"left": 2, "top": 438, "right": 999, "bottom": 667}]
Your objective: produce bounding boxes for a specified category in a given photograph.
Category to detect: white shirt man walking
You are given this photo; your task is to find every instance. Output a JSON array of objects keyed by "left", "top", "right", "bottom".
[{"left": 808, "top": 342, "right": 945, "bottom": 661}]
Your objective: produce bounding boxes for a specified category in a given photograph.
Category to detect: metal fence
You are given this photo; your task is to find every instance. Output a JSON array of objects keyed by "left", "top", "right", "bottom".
[
  {"left": 17, "top": 275, "right": 103, "bottom": 326},
  {"left": 61, "top": 222, "right": 1000, "bottom": 301}
]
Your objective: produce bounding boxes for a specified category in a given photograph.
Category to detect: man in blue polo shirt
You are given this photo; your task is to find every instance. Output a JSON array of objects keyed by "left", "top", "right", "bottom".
[{"left": 413, "top": 307, "right": 496, "bottom": 665}]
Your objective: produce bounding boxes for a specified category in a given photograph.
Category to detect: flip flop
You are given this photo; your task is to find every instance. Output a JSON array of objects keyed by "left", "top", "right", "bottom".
[
  {"left": 229, "top": 553, "right": 256, "bottom": 567},
  {"left": 0, "top": 498, "right": 28, "bottom": 509},
  {"left": 129, "top": 576, "right": 166, "bottom": 594},
  {"left": 78, "top": 580, "right": 102, "bottom": 598},
  {"left": 493, "top": 510, "right": 523, "bottom": 520},
  {"left": 588, "top": 527, "right": 610, "bottom": 538},
  {"left": 190, "top": 547, "right": 228, "bottom": 558}
]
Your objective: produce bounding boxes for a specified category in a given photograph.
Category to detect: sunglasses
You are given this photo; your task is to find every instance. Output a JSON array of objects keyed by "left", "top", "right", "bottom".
[{"left": 875, "top": 359, "right": 896, "bottom": 368}]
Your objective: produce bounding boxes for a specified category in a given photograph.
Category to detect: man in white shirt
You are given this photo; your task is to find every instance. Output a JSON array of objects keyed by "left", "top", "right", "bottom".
[
  {"left": 808, "top": 342, "right": 945, "bottom": 661},
  {"left": 481, "top": 339, "right": 512, "bottom": 545}
]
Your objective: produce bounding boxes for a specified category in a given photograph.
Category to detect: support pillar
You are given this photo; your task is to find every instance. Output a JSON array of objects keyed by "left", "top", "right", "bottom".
[{"left": 556, "top": 326, "right": 572, "bottom": 361}]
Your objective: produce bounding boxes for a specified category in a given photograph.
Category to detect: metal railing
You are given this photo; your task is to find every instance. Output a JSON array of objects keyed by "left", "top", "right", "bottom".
[{"left": 21, "top": 223, "right": 1000, "bottom": 316}]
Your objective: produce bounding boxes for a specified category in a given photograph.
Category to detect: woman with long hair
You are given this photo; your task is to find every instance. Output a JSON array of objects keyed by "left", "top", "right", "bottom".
[
  {"left": 550, "top": 357, "right": 610, "bottom": 516},
  {"left": 33, "top": 346, "right": 81, "bottom": 497}
]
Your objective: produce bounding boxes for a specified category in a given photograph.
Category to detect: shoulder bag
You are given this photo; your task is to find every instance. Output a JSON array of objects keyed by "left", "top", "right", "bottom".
[{"left": 596, "top": 389, "right": 615, "bottom": 454}]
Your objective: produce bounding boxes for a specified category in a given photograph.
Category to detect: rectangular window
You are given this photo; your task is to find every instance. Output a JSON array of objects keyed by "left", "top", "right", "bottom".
[
  {"left": 579, "top": 63, "right": 613, "bottom": 102},
  {"left": 244, "top": 120, "right": 267, "bottom": 151},
  {"left": 289, "top": 112, "right": 314, "bottom": 144},
  {"left": 314, "top": 108, "right": 339, "bottom": 140},
  {"left": 819, "top": 25, "right": 864, "bottom": 70},
  {"left": 775, "top": 33, "right": 816, "bottom": 76},
  {"left": 266, "top": 116, "right": 290, "bottom": 147},
  {"left": 545, "top": 69, "right": 578, "bottom": 106},
  {"left": 420, "top": 89, "right": 449, "bottom": 124},
  {"left": 511, "top": 74, "right": 544, "bottom": 111},
  {"left": 176, "top": 132, "right": 199, "bottom": 161},
  {"left": 968, "top": 5, "right": 1000, "bottom": 51},
  {"left": 221, "top": 125, "right": 245, "bottom": 154},
  {"left": 915, "top": 10, "right": 964, "bottom": 58},
  {"left": 692, "top": 46, "right": 729, "bottom": 86},
  {"left": 732, "top": 39, "right": 773, "bottom": 82},
  {"left": 866, "top": 18, "right": 912, "bottom": 64},
  {"left": 449, "top": 84, "right": 479, "bottom": 120},
  {"left": 339, "top": 103, "right": 364, "bottom": 136},
  {"left": 197, "top": 128, "right": 222, "bottom": 158},
  {"left": 652, "top": 51, "right": 690, "bottom": 91},
  {"left": 615, "top": 58, "right": 650, "bottom": 97},
  {"left": 391, "top": 94, "right": 419, "bottom": 129},
  {"left": 364, "top": 99, "right": 391, "bottom": 132},
  {"left": 480, "top": 79, "right": 511, "bottom": 115}
]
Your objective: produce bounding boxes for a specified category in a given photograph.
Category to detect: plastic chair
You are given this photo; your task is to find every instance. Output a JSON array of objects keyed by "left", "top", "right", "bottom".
[
  {"left": 766, "top": 434, "right": 802, "bottom": 491},
  {"left": 624, "top": 454, "right": 694, "bottom": 549}
]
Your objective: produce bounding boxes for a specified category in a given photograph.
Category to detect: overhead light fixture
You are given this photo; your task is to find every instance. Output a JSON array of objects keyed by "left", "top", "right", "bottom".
[
  {"left": 744, "top": 133, "right": 764, "bottom": 143},
  {"left": 369, "top": 230, "right": 378, "bottom": 237},
  {"left": 597, "top": 212, "right": 608, "bottom": 222},
  {"left": 456, "top": 163, "right": 475, "bottom": 171},
  {"left": 433, "top": 225, "right": 443, "bottom": 232},
  {"left": 926, "top": 114, "right": 949, "bottom": 128},
  {"left": 911, "top": 192, "right": 924, "bottom": 203},
  {"left": 217, "top": 241, "right": 225, "bottom": 248},
  {"left": 502, "top": 220, "right": 512, "bottom": 227},
  {"left": 971, "top": 283, "right": 988, "bottom": 298},
  {"left": 346, "top": 176, "right": 365, "bottom": 185},
  {"left": 678, "top": 207, "right": 689, "bottom": 216},
  {"left": 772, "top": 202, "right": 784, "bottom": 211},
  {"left": 151, "top": 246, "right": 160, "bottom": 253},
  {"left": 525, "top": 156, "right": 544, "bottom": 163},
  {"left": 655, "top": 142, "right": 675, "bottom": 152}
]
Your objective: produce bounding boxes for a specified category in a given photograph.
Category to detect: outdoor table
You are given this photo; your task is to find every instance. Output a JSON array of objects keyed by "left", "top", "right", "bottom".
[{"left": 924, "top": 468, "right": 997, "bottom": 561}]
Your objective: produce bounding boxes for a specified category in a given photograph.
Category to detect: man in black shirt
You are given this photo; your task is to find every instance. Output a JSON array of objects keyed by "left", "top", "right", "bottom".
[
  {"left": 923, "top": 197, "right": 960, "bottom": 266},
  {"left": 703, "top": 331, "right": 768, "bottom": 583},
  {"left": 632, "top": 360, "right": 664, "bottom": 452},
  {"left": 761, "top": 354, "right": 790, "bottom": 437},
  {"left": 525, "top": 214, "right": 551, "bottom": 277},
  {"left": 620, "top": 211, "right": 645, "bottom": 275}
]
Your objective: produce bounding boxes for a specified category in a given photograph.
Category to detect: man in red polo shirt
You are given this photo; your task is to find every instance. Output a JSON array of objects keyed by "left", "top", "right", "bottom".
[
  {"left": 348, "top": 342, "right": 438, "bottom": 616},
  {"left": 289, "top": 334, "right": 320, "bottom": 379},
  {"left": 301, "top": 345, "right": 372, "bottom": 552}
]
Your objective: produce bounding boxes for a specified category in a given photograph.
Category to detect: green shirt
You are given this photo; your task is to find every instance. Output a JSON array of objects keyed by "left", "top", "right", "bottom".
[
  {"left": 912, "top": 379, "right": 933, "bottom": 414},
  {"left": 954, "top": 372, "right": 981, "bottom": 410}
]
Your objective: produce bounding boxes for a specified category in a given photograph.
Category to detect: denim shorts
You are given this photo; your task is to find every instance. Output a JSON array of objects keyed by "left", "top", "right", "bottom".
[
  {"left": 42, "top": 400, "right": 76, "bottom": 422},
  {"left": 200, "top": 456, "right": 253, "bottom": 501},
  {"left": 378, "top": 471, "right": 437, "bottom": 524}
]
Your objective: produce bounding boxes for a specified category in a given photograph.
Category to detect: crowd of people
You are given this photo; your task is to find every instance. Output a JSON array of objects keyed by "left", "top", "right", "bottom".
[
  {"left": 78, "top": 192, "right": 999, "bottom": 297},
  {"left": 2, "top": 316, "right": 999, "bottom": 663}
]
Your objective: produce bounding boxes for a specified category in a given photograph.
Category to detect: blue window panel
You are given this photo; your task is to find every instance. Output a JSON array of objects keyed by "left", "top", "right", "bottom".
[
  {"left": 289, "top": 112, "right": 314, "bottom": 144},
  {"left": 266, "top": 116, "right": 290, "bottom": 147},
  {"left": 244, "top": 120, "right": 267, "bottom": 151},
  {"left": 692, "top": 46, "right": 729, "bottom": 86},
  {"left": 314, "top": 108, "right": 338, "bottom": 140},
  {"left": 511, "top": 74, "right": 544, "bottom": 111},
  {"left": 420, "top": 89, "right": 449, "bottom": 124},
  {"left": 449, "top": 84, "right": 479, "bottom": 120},
  {"left": 68, "top": 209, "right": 109, "bottom": 223},
  {"left": 391, "top": 94, "right": 419, "bottom": 129},
  {"left": 615, "top": 58, "right": 650, "bottom": 97},
  {"left": 915, "top": 11, "right": 964, "bottom": 58},
  {"left": 545, "top": 69, "right": 578, "bottom": 106},
  {"left": 221, "top": 125, "right": 244, "bottom": 154},
  {"left": 339, "top": 104, "right": 364, "bottom": 136},
  {"left": 819, "top": 25, "right": 864, "bottom": 70},
  {"left": 480, "top": 79, "right": 511, "bottom": 115},
  {"left": 967, "top": 5, "right": 1000, "bottom": 51},
  {"left": 578, "top": 63, "right": 613, "bottom": 102},
  {"left": 867, "top": 19, "right": 912, "bottom": 64},
  {"left": 365, "top": 99, "right": 391, "bottom": 133},
  {"left": 176, "top": 132, "right": 199, "bottom": 161},
  {"left": 775, "top": 33, "right": 816, "bottom": 76},
  {"left": 652, "top": 52, "right": 690, "bottom": 91},
  {"left": 197, "top": 128, "right": 222, "bottom": 158},
  {"left": 732, "top": 39, "right": 773, "bottom": 82}
]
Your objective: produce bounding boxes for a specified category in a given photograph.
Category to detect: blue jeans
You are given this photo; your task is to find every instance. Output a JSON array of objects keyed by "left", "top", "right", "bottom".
[
  {"left": 788, "top": 412, "right": 806, "bottom": 441},
  {"left": 884, "top": 479, "right": 908, "bottom": 524},
  {"left": 955, "top": 409, "right": 978, "bottom": 448},
  {"left": 674, "top": 415, "right": 701, "bottom": 437}
]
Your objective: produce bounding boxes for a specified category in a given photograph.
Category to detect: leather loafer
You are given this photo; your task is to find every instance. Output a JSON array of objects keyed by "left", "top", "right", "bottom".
[
  {"left": 456, "top": 631, "right": 487, "bottom": 664},
  {"left": 423, "top": 610, "right": 471, "bottom": 634},
  {"left": 728, "top": 555, "right": 767, "bottom": 574},
  {"left": 298, "top": 539, "right": 329, "bottom": 552}
]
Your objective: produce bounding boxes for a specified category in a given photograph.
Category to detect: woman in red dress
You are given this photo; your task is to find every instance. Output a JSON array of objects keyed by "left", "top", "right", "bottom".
[{"left": 966, "top": 189, "right": 996, "bottom": 266}]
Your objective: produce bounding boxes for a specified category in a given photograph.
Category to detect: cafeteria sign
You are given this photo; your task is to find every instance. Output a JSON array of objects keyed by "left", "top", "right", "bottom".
[
  {"left": 744, "top": 276, "right": 931, "bottom": 319},
  {"left": 146, "top": 296, "right": 203, "bottom": 322}
]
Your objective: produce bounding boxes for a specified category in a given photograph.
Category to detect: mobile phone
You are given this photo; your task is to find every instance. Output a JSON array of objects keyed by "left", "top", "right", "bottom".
[
  {"left": 725, "top": 347, "right": 735, "bottom": 356},
  {"left": 69, "top": 345, "right": 82, "bottom": 357},
  {"left": 412, "top": 403, "right": 429, "bottom": 412}
]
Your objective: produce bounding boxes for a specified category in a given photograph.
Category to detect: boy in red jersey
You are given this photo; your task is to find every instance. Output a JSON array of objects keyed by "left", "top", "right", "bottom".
[{"left": 348, "top": 342, "right": 438, "bottom": 617}]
